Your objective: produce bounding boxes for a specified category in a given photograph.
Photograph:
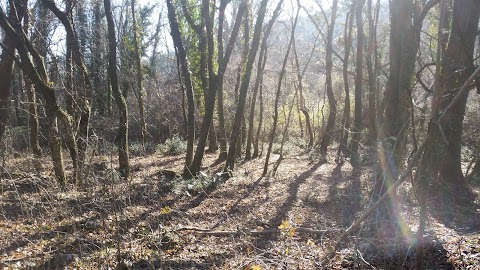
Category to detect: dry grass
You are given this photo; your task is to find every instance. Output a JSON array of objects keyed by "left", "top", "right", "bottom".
[{"left": 1, "top": 147, "right": 479, "bottom": 269}]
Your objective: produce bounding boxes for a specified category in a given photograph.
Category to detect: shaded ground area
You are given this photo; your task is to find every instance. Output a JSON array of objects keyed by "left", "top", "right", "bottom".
[{"left": 1, "top": 149, "right": 479, "bottom": 269}]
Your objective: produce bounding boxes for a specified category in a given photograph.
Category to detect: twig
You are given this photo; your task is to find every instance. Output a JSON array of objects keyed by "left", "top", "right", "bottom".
[
  {"left": 175, "top": 226, "right": 341, "bottom": 237},
  {"left": 321, "top": 139, "right": 427, "bottom": 264}
]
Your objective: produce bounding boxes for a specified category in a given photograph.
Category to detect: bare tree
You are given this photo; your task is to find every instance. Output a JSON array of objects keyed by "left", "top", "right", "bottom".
[
  {"left": 224, "top": 0, "right": 269, "bottom": 173},
  {"left": 105, "top": 0, "right": 130, "bottom": 177},
  {"left": 318, "top": 0, "right": 339, "bottom": 158},
  {"left": 263, "top": 3, "right": 300, "bottom": 176}
]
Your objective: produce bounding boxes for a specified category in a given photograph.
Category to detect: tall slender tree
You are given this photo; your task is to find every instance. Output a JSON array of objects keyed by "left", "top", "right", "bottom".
[
  {"left": 224, "top": 0, "right": 269, "bottom": 172},
  {"left": 105, "top": 0, "right": 130, "bottom": 177},
  {"left": 350, "top": 0, "right": 366, "bottom": 165},
  {"left": 318, "top": 0, "right": 339, "bottom": 158},
  {"left": 263, "top": 3, "right": 300, "bottom": 176},
  {"left": 245, "top": 0, "right": 284, "bottom": 160}
]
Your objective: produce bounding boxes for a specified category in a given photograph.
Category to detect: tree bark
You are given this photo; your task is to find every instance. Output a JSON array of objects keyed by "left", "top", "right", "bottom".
[
  {"left": 252, "top": 70, "right": 264, "bottom": 159},
  {"left": 437, "top": 0, "right": 480, "bottom": 186},
  {"left": 0, "top": 2, "right": 19, "bottom": 141},
  {"left": 365, "top": 0, "right": 377, "bottom": 142},
  {"left": 166, "top": 0, "right": 195, "bottom": 178},
  {"left": 292, "top": 39, "right": 314, "bottom": 149},
  {"left": 0, "top": 2, "right": 68, "bottom": 185},
  {"left": 318, "top": 0, "right": 339, "bottom": 158},
  {"left": 131, "top": 0, "right": 146, "bottom": 150},
  {"left": 224, "top": 0, "right": 269, "bottom": 173},
  {"left": 337, "top": 4, "right": 354, "bottom": 162},
  {"left": 263, "top": 4, "right": 300, "bottom": 176},
  {"left": 350, "top": 0, "right": 366, "bottom": 165},
  {"left": 105, "top": 0, "right": 130, "bottom": 178},
  {"left": 245, "top": 0, "right": 284, "bottom": 160}
]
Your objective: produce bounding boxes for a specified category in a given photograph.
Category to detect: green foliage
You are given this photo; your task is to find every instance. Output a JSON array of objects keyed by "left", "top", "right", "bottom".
[
  {"left": 171, "top": 172, "right": 219, "bottom": 195},
  {"left": 156, "top": 135, "right": 187, "bottom": 155},
  {"left": 130, "top": 141, "right": 156, "bottom": 156},
  {"left": 156, "top": 170, "right": 223, "bottom": 196}
]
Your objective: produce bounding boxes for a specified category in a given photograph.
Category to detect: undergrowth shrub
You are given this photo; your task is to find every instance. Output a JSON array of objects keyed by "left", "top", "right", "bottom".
[
  {"left": 158, "top": 171, "right": 224, "bottom": 196},
  {"left": 130, "top": 142, "right": 157, "bottom": 156},
  {"left": 156, "top": 135, "right": 187, "bottom": 155}
]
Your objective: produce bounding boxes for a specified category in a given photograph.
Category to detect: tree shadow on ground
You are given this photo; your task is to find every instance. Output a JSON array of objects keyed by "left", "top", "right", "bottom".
[
  {"left": 265, "top": 161, "right": 325, "bottom": 227},
  {"left": 248, "top": 161, "right": 326, "bottom": 254},
  {"left": 359, "top": 236, "right": 453, "bottom": 269},
  {"left": 309, "top": 164, "right": 363, "bottom": 227},
  {"left": 429, "top": 185, "right": 480, "bottom": 234}
]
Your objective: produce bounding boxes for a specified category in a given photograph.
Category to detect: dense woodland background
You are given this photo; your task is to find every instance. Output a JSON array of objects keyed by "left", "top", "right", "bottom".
[{"left": 1, "top": 0, "right": 480, "bottom": 269}]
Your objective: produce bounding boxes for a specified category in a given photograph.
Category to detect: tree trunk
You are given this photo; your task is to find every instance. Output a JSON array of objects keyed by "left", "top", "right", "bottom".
[
  {"left": 224, "top": 0, "right": 269, "bottom": 172},
  {"left": 245, "top": 0, "right": 283, "bottom": 160},
  {"left": 318, "top": 0, "right": 339, "bottom": 158},
  {"left": 263, "top": 4, "right": 299, "bottom": 176},
  {"left": 105, "top": 0, "right": 130, "bottom": 178},
  {"left": 350, "top": 0, "right": 366, "bottom": 165},
  {"left": 188, "top": 0, "right": 246, "bottom": 175},
  {"left": 337, "top": 4, "right": 354, "bottom": 161},
  {"left": 292, "top": 39, "right": 314, "bottom": 149},
  {"left": 365, "top": 0, "right": 377, "bottom": 142},
  {"left": 437, "top": 0, "right": 480, "bottom": 186},
  {"left": 44, "top": 0, "right": 93, "bottom": 177},
  {"left": 166, "top": 0, "right": 195, "bottom": 178},
  {"left": 252, "top": 73, "right": 264, "bottom": 159},
  {"left": 0, "top": 5, "right": 18, "bottom": 141},
  {"left": 25, "top": 78, "right": 42, "bottom": 157},
  {"left": 131, "top": 0, "right": 146, "bottom": 150}
]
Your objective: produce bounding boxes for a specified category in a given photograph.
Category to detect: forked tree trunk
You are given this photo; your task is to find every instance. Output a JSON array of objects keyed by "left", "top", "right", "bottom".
[
  {"left": 0, "top": 4, "right": 18, "bottom": 141},
  {"left": 166, "top": 0, "right": 195, "bottom": 178},
  {"left": 318, "top": 0, "right": 339, "bottom": 158},
  {"left": 217, "top": 0, "right": 246, "bottom": 160},
  {"left": 337, "top": 4, "right": 354, "bottom": 161},
  {"left": 374, "top": 0, "right": 440, "bottom": 200},
  {"left": 245, "top": 0, "right": 283, "bottom": 160},
  {"left": 0, "top": 0, "right": 70, "bottom": 185},
  {"left": 105, "top": 0, "right": 130, "bottom": 177},
  {"left": 292, "top": 39, "right": 314, "bottom": 149},
  {"left": 263, "top": 4, "right": 299, "bottom": 176},
  {"left": 224, "top": 0, "right": 269, "bottom": 172},
  {"left": 44, "top": 0, "right": 93, "bottom": 179},
  {"left": 188, "top": 0, "right": 246, "bottom": 176}
]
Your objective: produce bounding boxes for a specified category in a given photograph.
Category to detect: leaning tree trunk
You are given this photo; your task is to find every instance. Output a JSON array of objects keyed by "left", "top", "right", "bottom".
[
  {"left": 166, "top": 0, "right": 195, "bottom": 178},
  {"left": 245, "top": 0, "right": 283, "bottom": 160},
  {"left": 263, "top": 4, "right": 299, "bottom": 176},
  {"left": 44, "top": 0, "right": 94, "bottom": 178},
  {"left": 105, "top": 0, "right": 130, "bottom": 178},
  {"left": 318, "top": 0, "right": 339, "bottom": 158},
  {"left": 189, "top": 0, "right": 246, "bottom": 176},
  {"left": 224, "top": 0, "right": 269, "bottom": 172},
  {"left": 0, "top": 0, "right": 69, "bottom": 185},
  {"left": 216, "top": 0, "right": 246, "bottom": 160}
]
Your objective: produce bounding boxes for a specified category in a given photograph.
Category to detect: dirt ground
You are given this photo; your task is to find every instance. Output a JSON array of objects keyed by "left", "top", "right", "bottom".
[{"left": 1, "top": 148, "right": 479, "bottom": 269}]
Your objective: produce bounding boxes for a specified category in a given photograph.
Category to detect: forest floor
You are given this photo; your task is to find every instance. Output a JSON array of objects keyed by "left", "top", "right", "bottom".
[{"left": 1, "top": 147, "right": 480, "bottom": 269}]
